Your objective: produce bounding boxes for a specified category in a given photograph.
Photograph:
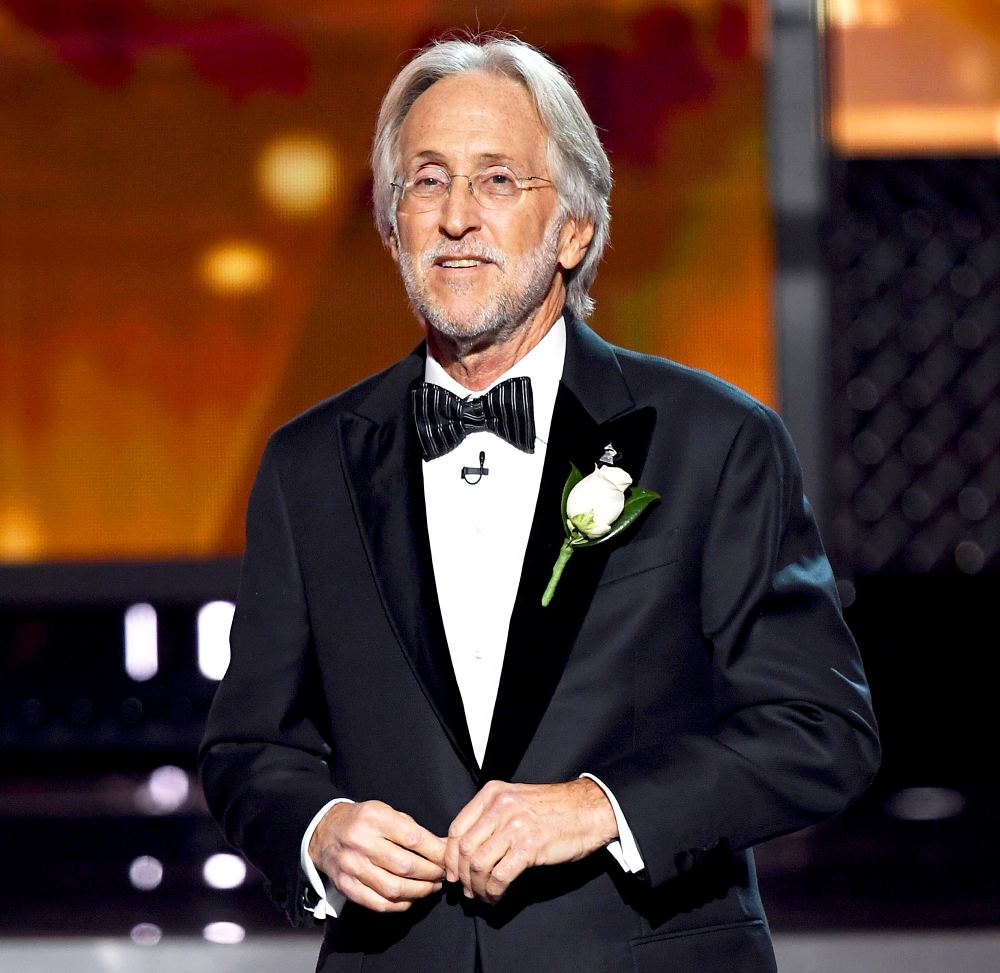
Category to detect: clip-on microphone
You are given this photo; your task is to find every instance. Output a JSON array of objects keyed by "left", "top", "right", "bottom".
[{"left": 461, "top": 451, "right": 489, "bottom": 485}]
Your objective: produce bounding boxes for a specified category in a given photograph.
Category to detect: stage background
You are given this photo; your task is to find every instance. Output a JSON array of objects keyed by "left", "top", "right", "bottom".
[{"left": 0, "top": 0, "right": 773, "bottom": 565}]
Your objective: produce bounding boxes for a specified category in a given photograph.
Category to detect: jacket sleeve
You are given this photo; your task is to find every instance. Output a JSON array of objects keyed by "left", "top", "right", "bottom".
[
  {"left": 199, "top": 439, "right": 344, "bottom": 925},
  {"left": 592, "top": 403, "right": 881, "bottom": 888}
]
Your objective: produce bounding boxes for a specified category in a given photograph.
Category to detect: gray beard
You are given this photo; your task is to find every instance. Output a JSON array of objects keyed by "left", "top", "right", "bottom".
[{"left": 397, "top": 217, "right": 564, "bottom": 347}]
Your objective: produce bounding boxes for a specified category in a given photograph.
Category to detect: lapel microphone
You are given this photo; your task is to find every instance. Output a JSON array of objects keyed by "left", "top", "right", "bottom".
[{"left": 461, "top": 451, "right": 489, "bottom": 485}]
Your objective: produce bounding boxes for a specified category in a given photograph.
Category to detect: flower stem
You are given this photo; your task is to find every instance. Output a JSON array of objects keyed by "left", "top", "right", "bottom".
[{"left": 541, "top": 540, "right": 575, "bottom": 606}]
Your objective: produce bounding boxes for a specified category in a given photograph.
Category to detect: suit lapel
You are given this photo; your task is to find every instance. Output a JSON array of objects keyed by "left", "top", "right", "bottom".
[
  {"left": 338, "top": 353, "right": 479, "bottom": 778},
  {"left": 480, "top": 317, "right": 656, "bottom": 782}
]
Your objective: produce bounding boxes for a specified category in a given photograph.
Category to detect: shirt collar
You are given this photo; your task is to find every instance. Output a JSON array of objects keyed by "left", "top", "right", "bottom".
[{"left": 423, "top": 317, "right": 566, "bottom": 445}]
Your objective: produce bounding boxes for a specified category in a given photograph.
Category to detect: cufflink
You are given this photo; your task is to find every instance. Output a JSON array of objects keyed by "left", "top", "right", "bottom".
[{"left": 302, "top": 882, "right": 321, "bottom": 910}]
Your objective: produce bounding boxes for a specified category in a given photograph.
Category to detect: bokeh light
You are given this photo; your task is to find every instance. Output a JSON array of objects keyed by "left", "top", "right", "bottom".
[
  {"left": 203, "top": 921, "right": 246, "bottom": 945},
  {"left": 198, "top": 601, "right": 235, "bottom": 680},
  {"left": 257, "top": 134, "right": 340, "bottom": 217},
  {"left": 129, "top": 856, "right": 164, "bottom": 891},
  {"left": 199, "top": 242, "right": 273, "bottom": 294},
  {"left": 202, "top": 853, "right": 247, "bottom": 890}
]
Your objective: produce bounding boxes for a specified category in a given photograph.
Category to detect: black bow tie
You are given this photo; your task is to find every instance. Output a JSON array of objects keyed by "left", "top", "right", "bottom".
[{"left": 411, "top": 376, "right": 536, "bottom": 460}]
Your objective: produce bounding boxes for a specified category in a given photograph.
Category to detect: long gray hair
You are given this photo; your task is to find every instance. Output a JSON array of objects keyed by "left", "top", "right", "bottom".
[{"left": 371, "top": 36, "right": 612, "bottom": 319}]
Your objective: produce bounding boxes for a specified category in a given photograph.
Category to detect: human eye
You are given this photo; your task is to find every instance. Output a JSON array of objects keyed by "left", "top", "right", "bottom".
[
  {"left": 476, "top": 166, "right": 519, "bottom": 198},
  {"left": 411, "top": 165, "right": 449, "bottom": 191},
  {"left": 481, "top": 166, "right": 515, "bottom": 187}
]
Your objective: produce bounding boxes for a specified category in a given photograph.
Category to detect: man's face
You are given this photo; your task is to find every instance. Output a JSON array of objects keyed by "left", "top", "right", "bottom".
[{"left": 390, "top": 72, "right": 585, "bottom": 343}]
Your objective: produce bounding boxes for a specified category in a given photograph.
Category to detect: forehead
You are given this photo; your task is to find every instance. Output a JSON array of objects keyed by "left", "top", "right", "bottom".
[{"left": 398, "top": 71, "right": 548, "bottom": 169}]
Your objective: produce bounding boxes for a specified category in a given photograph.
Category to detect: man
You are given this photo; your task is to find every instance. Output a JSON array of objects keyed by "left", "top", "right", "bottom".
[{"left": 200, "top": 36, "right": 879, "bottom": 973}]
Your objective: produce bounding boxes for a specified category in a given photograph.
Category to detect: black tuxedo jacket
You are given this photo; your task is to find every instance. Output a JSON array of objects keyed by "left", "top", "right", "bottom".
[{"left": 200, "top": 314, "right": 880, "bottom": 973}]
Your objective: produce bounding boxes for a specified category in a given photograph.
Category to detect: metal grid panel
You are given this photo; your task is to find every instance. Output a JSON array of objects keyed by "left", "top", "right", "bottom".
[{"left": 829, "top": 159, "right": 1000, "bottom": 576}]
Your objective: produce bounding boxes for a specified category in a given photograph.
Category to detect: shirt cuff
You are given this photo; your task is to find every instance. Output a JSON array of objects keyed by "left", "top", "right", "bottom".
[
  {"left": 300, "top": 798, "right": 354, "bottom": 919},
  {"left": 580, "top": 773, "right": 645, "bottom": 874}
]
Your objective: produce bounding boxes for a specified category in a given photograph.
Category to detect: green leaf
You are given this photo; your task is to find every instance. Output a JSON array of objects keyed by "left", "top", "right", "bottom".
[
  {"left": 578, "top": 487, "right": 660, "bottom": 548},
  {"left": 559, "top": 463, "right": 585, "bottom": 539}
]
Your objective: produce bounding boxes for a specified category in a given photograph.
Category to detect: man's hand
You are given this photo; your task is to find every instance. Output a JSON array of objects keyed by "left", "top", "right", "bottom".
[
  {"left": 445, "top": 778, "right": 618, "bottom": 904},
  {"left": 309, "top": 801, "right": 447, "bottom": 913}
]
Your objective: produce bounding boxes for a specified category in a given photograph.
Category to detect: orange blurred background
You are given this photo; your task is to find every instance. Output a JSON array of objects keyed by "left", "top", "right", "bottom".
[
  {"left": 828, "top": 0, "right": 1000, "bottom": 154},
  {"left": 0, "top": 0, "right": 773, "bottom": 562}
]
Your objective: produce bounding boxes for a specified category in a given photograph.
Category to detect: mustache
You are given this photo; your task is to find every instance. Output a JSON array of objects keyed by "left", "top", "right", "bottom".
[{"left": 419, "top": 240, "right": 507, "bottom": 270}]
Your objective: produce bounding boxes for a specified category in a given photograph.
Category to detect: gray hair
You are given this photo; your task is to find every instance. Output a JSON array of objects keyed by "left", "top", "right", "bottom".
[{"left": 371, "top": 36, "right": 612, "bottom": 319}]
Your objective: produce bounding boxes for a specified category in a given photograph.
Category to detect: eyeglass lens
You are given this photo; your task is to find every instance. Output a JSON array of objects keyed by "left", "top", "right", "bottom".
[{"left": 399, "top": 165, "right": 524, "bottom": 211}]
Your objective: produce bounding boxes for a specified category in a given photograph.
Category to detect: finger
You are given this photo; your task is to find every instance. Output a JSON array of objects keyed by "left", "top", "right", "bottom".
[
  {"left": 446, "top": 785, "right": 499, "bottom": 882},
  {"left": 449, "top": 787, "right": 492, "bottom": 838},
  {"left": 370, "top": 837, "right": 446, "bottom": 883},
  {"left": 336, "top": 871, "right": 415, "bottom": 914},
  {"left": 483, "top": 845, "right": 531, "bottom": 903},
  {"left": 444, "top": 832, "right": 461, "bottom": 885},
  {"left": 465, "top": 831, "right": 512, "bottom": 901},
  {"left": 382, "top": 810, "right": 448, "bottom": 868},
  {"left": 456, "top": 811, "right": 503, "bottom": 897},
  {"left": 352, "top": 859, "right": 444, "bottom": 906}
]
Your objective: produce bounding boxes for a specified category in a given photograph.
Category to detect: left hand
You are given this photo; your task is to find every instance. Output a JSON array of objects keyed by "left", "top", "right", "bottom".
[{"left": 445, "top": 778, "right": 618, "bottom": 903}]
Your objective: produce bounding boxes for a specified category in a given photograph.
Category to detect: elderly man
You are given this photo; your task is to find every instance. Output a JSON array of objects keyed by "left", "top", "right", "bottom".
[{"left": 200, "top": 36, "right": 879, "bottom": 973}]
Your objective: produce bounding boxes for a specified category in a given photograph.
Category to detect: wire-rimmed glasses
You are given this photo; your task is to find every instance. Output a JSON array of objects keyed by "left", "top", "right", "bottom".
[{"left": 392, "top": 164, "right": 555, "bottom": 213}]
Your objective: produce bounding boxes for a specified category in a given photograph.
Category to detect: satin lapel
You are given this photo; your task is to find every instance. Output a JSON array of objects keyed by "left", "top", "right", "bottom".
[
  {"left": 480, "top": 319, "right": 656, "bottom": 783},
  {"left": 338, "top": 368, "right": 478, "bottom": 778}
]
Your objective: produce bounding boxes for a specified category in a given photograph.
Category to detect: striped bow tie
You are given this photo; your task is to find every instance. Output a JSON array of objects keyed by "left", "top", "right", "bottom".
[{"left": 411, "top": 376, "right": 536, "bottom": 460}]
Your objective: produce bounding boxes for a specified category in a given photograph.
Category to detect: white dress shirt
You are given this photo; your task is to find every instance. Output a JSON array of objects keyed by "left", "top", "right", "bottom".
[{"left": 300, "top": 319, "right": 643, "bottom": 918}]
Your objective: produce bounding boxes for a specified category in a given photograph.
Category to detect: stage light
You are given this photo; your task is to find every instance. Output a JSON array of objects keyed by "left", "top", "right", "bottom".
[
  {"left": 0, "top": 504, "right": 42, "bottom": 560},
  {"left": 257, "top": 134, "right": 340, "bottom": 217},
  {"left": 136, "top": 765, "right": 190, "bottom": 814},
  {"left": 130, "top": 923, "right": 162, "bottom": 946},
  {"left": 124, "top": 603, "right": 158, "bottom": 681},
  {"left": 827, "top": 0, "right": 901, "bottom": 29},
  {"left": 203, "top": 853, "right": 247, "bottom": 890},
  {"left": 198, "top": 601, "right": 235, "bottom": 680},
  {"left": 200, "top": 242, "right": 272, "bottom": 294},
  {"left": 832, "top": 105, "right": 1000, "bottom": 155},
  {"left": 129, "top": 855, "right": 164, "bottom": 891},
  {"left": 203, "top": 921, "right": 246, "bottom": 945},
  {"left": 884, "top": 786, "right": 965, "bottom": 822}
]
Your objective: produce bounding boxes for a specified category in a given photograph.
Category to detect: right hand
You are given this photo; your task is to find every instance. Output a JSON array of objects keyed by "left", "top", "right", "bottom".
[{"left": 308, "top": 800, "right": 447, "bottom": 912}]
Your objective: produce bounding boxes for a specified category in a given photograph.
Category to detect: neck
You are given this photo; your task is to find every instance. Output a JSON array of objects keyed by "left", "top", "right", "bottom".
[{"left": 426, "top": 284, "right": 565, "bottom": 391}]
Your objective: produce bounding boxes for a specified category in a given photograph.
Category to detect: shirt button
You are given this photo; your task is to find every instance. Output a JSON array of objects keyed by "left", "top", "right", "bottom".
[{"left": 473, "top": 649, "right": 483, "bottom": 661}]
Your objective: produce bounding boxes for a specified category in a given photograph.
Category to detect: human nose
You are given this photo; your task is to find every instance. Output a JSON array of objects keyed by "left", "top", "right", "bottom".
[{"left": 438, "top": 174, "right": 482, "bottom": 237}]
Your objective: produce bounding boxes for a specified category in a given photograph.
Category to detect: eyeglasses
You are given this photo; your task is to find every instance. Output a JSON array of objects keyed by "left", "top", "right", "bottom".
[{"left": 392, "top": 164, "right": 555, "bottom": 213}]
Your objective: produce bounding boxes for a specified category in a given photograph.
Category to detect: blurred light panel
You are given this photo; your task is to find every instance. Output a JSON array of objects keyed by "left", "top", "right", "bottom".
[
  {"left": 124, "top": 603, "right": 158, "bottom": 682},
  {"left": 828, "top": 0, "right": 1000, "bottom": 155},
  {"left": 199, "top": 241, "right": 273, "bottom": 294},
  {"left": 129, "top": 856, "right": 164, "bottom": 891},
  {"left": 0, "top": 503, "right": 42, "bottom": 560},
  {"left": 830, "top": 105, "right": 1000, "bottom": 155},
  {"left": 827, "top": 0, "right": 901, "bottom": 29},
  {"left": 130, "top": 923, "right": 162, "bottom": 946},
  {"left": 203, "top": 853, "right": 247, "bottom": 890},
  {"left": 198, "top": 601, "right": 235, "bottom": 680},
  {"left": 135, "top": 765, "right": 190, "bottom": 815},
  {"left": 203, "top": 921, "right": 246, "bottom": 945},
  {"left": 257, "top": 134, "right": 340, "bottom": 216},
  {"left": 884, "top": 786, "right": 966, "bottom": 821}
]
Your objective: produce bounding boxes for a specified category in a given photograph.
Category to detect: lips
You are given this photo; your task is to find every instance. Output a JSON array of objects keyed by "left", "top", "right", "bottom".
[{"left": 435, "top": 256, "right": 492, "bottom": 269}]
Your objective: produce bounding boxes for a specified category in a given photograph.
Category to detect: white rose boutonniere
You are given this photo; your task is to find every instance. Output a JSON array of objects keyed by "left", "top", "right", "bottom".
[{"left": 541, "top": 460, "right": 660, "bottom": 606}]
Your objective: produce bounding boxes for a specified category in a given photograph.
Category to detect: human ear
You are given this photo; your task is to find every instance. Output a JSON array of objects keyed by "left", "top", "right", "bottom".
[{"left": 557, "top": 217, "right": 595, "bottom": 271}]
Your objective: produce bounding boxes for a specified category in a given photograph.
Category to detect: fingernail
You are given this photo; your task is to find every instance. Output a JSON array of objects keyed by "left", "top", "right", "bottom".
[{"left": 463, "top": 888, "right": 474, "bottom": 899}]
